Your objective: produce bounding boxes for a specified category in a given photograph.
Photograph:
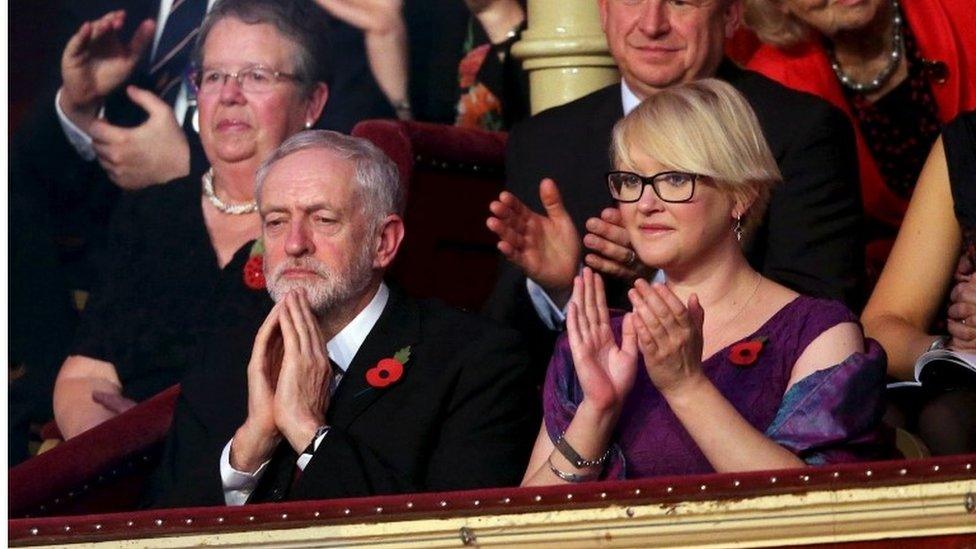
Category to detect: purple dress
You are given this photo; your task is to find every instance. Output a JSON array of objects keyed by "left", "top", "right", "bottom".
[{"left": 543, "top": 296, "right": 893, "bottom": 479}]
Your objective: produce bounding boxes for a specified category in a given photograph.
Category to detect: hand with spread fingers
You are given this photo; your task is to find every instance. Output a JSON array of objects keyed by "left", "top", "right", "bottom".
[
  {"left": 583, "top": 207, "right": 654, "bottom": 282},
  {"left": 89, "top": 86, "right": 190, "bottom": 189},
  {"left": 60, "top": 10, "right": 156, "bottom": 133},
  {"left": 231, "top": 301, "right": 286, "bottom": 473},
  {"left": 566, "top": 268, "right": 639, "bottom": 416},
  {"left": 273, "top": 290, "right": 334, "bottom": 453},
  {"left": 487, "top": 178, "right": 581, "bottom": 305},
  {"left": 948, "top": 254, "right": 976, "bottom": 350},
  {"left": 628, "top": 280, "right": 706, "bottom": 397}
]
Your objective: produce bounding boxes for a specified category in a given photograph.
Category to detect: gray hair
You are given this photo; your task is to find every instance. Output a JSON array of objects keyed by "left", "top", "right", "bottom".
[
  {"left": 743, "top": 0, "right": 811, "bottom": 49},
  {"left": 255, "top": 130, "right": 405, "bottom": 229},
  {"left": 193, "top": 0, "right": 332, "bottom": 94}
]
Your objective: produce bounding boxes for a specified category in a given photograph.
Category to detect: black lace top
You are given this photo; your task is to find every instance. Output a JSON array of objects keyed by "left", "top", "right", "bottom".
[
  {"left": 72, "top": 177, "right": 258, "bottom": 402},
  {"left": 844, "top": 23, "right": 942, "bottom": 199}
]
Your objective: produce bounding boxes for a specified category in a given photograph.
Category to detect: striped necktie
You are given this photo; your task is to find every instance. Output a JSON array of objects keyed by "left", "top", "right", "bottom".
[{"left": 150, "top": 0, "right": 208, "bottom": 106}]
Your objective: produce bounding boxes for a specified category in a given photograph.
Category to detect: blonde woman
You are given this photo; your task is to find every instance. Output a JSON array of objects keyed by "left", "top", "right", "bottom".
[{"left": 522, "top": 80, "right": 890, "bottom": 485}]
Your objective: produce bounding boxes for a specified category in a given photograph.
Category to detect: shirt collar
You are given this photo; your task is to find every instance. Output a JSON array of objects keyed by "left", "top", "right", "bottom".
[
  {"left": 326, "top": 283, "right": 390, "bottom": 372},
  {"left": 620, "top": 78, "right": 642, "bottom": 116}
]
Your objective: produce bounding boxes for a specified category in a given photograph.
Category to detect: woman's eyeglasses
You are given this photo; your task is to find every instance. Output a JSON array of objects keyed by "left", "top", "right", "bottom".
[
  {"left": 606, "top": 170, "right": 701, "bottom": 203},
  {"left": 193, "top": 66, "right": 300, "bottom": 95}
]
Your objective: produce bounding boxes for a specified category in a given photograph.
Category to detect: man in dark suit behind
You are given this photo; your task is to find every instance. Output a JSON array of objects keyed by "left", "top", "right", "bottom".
[
  {"left": 485, "top": 0, "right": 864, "bottom": 373},
  {"left": 148, "top": 130, "right": 538, "bottom": 507}
]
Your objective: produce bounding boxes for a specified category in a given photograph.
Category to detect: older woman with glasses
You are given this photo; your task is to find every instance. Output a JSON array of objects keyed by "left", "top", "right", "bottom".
[
  {"left": 53, "top": 0, "right": 329, "bottom": 439},
  {"left": 521, "top": 80, "right": 890, "bottom": 485}
]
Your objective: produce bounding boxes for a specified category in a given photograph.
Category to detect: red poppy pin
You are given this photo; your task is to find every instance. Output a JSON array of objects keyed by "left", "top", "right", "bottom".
[
  {"left": 365, "top": 346, "right": 410, "bottom": 388},
  {"left": 243, "top": 239, "right": 266, "bottom": 290},
  {"left": 728, "top": 336, "right": 768, "bottom": 367}
]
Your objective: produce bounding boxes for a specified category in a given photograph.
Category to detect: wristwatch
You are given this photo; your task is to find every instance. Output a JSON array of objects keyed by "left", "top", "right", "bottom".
[
  {"left": 554, "top": 433, "right": 610, "bottom": 469},
  {"left": 302, "top": 425, "right": 330, "bottom": 456}
]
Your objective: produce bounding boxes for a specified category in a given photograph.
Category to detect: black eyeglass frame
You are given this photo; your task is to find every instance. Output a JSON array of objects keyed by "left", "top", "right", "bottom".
[{"left": 605, "top": 170, "right": 702, "bottom": 204}]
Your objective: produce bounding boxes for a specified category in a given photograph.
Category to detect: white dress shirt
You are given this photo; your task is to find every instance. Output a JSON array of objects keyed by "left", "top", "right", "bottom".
[
  {"left": 220, "top": 283, "right": 391, "bottom": 505},
  {"left": 55, "top": 0, "right": 217, "bottom": 159}
]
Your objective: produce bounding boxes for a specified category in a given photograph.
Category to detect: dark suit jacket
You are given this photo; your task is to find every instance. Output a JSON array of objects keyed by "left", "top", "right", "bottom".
[
  {"left": 484, "top": 60, "right": 864, "bottom": 375},
  {"left": 8, "top": 0, "right": 395, "bottom": 466},
  {"left": 147, "top": 288, "right": 540, "bottom": 507}
]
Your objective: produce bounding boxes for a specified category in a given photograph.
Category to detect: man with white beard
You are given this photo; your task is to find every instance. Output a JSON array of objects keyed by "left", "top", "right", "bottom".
[{"left": 146, "top": 130, "right": 538, "bottom": 507}]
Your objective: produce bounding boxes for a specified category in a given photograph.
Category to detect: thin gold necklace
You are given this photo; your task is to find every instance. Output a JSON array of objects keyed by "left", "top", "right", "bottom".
[{"left": 710, "top": 273, "right": 763, "bottom": 339}]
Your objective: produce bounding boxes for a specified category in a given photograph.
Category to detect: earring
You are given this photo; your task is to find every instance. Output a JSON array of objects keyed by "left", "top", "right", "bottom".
[
  {"left": 304, "top": 120, "right": 313, "bottom": 129},
  {"left": 733, "top": 214, "right": 743, "bottom": 242}
]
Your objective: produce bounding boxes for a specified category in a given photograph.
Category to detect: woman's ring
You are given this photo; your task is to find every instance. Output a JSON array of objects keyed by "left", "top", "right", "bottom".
[{"left": 625, "top": 249, "right": 638, "bottom": 268}]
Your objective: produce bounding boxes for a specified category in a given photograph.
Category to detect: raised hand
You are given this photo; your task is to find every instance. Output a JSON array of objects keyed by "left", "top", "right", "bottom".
[
  {"left": 273, "top": 290, "right": 333, "bottom": 453},
  {"left": 314, "top": 0, "right": 403, "bottom": 34},
  {"left": 566, "top": 268, "right": 638, "bottom": 416},
  {"left": 231, "top": 302, "right": 286, "bottom": 473},
  {"left": 583, "top": 207, "right": 653, "bottom": 281},
  {"left": 89, "top": 86, "right": 190, "bottom": 189},
  {"left": 948, "top": 254, "right": 976, "bottom": 350},
  {"left": 487, "top": 178, "right": 581, "bottom": 304},
  {"left": 60, "top": 10, "right": 155, "bottom": 131},
  {"left": 314, "top": 0, "right": 408, "bottom": 115},
  {"left": 628, "top": 280, "right": 706, "bottom": 397}
]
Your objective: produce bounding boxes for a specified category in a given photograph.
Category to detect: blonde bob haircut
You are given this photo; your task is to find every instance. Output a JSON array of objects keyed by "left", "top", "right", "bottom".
[
  {"left": 743, "top": 0, "right": 810, "bottom": 49},
  {"left": 610, "top": 78, "right": 781, "bottom": 237}
]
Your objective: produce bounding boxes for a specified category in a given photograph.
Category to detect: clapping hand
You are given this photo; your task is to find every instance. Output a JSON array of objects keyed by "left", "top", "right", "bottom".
[
  {"left": 583, "top": 207, "right": 653, "bottom": 282},
  {"left": 60, "top": 10, "right": 155, "bottom": 132},
  {"left": 89, "top": 86, "right": 190, "bottom": 189},
  {"left": 628, "top": 280, "right": 706, "bottom": 397},
  {"left": 487, "top": 178, "right": 581, "bottom": 305},
  {"left": 273, "top": 290, "right": 334, "bottom": 453},
  {"left": 948, "top": 254, "right": 976, "bottom": 350},
  {"left": 567, "top": 268, "right": 638, "bottom": 417}
]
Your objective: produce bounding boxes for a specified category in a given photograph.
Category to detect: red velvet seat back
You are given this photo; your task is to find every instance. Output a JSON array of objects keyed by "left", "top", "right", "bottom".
[
  {"left": 352, "top": 120, "right": 508, "bottom": 312},
  {"left": 8, "top": 386, "right": 181, "bottom": 518}
]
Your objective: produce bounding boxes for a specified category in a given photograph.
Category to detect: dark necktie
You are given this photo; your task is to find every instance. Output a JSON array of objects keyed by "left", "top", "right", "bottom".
[{"left": 150, "top": 0, "right": 208, "bottom": 106}]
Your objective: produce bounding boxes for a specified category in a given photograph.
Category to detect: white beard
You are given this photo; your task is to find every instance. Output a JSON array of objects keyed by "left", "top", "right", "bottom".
[{"left": 265, "top": 247, "right": 374, "bottom": 316}]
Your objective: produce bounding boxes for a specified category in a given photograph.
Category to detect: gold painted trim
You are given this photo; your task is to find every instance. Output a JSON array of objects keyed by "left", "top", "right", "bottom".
[{"left": 24, "top": 479, "right": 975, "bottom": 548}]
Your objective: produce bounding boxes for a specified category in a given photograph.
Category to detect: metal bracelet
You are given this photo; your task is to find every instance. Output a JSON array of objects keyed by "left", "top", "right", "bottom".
[
  {"left": 547, "top": 457, "right": 597, "bottom": 483},
  {"left": 554, "top": 433, "right": 610, "bottom": 469},
  {"left": 927, "top": 335, "right": 950, "bottom": 353}
]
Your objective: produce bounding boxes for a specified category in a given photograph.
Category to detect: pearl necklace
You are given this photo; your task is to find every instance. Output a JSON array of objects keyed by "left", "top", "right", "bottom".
[
  {"left": 828, "top": 0, "right": 903, "bottom": 94},
  {"left": 201, "top": 169, "right": 257, "bottom": 215}
]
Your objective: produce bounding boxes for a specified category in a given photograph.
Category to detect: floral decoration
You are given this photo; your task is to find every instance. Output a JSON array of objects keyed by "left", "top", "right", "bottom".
[
  {"left": 365, "top": 346, "right": 411, "bottom": 388},
  {"left": 455, "top": 41, "right": 502, "bottom": 130},
  {"left": 728, "top": 336, "right": 767, "bottom": 367},
  {"left": 243, "top": 239, "right": 266, "bottom": 290}
]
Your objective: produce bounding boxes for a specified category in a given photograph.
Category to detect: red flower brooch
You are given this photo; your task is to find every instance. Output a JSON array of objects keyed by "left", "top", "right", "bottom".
[
  {"left": 728, "top": 336, "right": 767, "bottom": 367},
  {"left": 365, "top": 346, "right": 410, "bottom": 388},
  {"left": 243, "top": 239, "right": 266, "bottom": 290}
]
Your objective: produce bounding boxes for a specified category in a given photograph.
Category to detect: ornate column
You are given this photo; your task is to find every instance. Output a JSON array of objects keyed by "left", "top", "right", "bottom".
[{"left": 512, "top": 0, "right": 619, "bottom": 115}]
